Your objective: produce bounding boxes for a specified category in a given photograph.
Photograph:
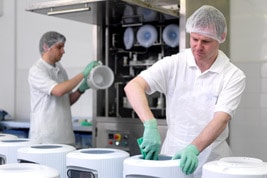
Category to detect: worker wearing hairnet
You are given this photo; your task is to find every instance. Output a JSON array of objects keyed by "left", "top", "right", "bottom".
[
  {"left": 28, "top": 31, "right": 99, "bottom": 146},
  {"left": 124, "top": 5, "right": 246, "bottom": 177}
]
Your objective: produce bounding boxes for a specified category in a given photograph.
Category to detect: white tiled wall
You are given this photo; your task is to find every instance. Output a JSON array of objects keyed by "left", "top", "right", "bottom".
[
  {"left": 230, "top": 0, "right": 267, "bottom": 161},
  {"left": 230, "top": 61, "right": 267, "bottom": 161}
]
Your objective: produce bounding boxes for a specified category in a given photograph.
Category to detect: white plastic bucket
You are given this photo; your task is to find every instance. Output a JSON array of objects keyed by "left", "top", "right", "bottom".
[
  {"left": 0, "top": 163, "right": 59, "bottom": 178},
  {"left": 66, "top": 148, "right": 129, "bottom": 178},
  {"left": 123, "top": 154, "right": 193, "bottom": 178},
  {"left": 202, "top": 157, "right": 267, "bottom": 178},
  {"left": 87, "top": 65, "right": 114, "bottom": 90}
]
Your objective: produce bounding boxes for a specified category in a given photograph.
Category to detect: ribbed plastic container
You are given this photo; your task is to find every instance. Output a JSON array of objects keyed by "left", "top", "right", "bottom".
[
  {"left": 66, "top": 148, "right": 129, "bottom": 178},
  {"left": 123, "top": 155, "right": 193, "bottom": 178}
]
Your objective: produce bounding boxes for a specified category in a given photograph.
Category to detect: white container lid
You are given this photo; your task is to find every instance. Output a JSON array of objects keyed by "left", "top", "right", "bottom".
[
  {"left": 124, "top": 27, "right": 134, "bottom": 50},
  {"left": 136, "top": 6, "right": 158, "bottom": 22},
  {"left": 0, "top": 163, "right": 59, "bottom": 178},
  {"left": 17, "top": 144, "right": 75, "bottom": 178},
  {"left": 202, "top": 157, "right": 267, "bottom": 178},
  {"left": 163, "top": 24, "right": 179, "bottom": 48},
  {"left": 0, "top": 133, "right": 17, "bottom": 140},
  {"left": 17, "top": 144, "right": 75, "bottom": 154},
  {"left": 137, "top": 24, "right": 158, "bottom": 48},
  {"left": 123, "top": 5, "right": 135, "bottom": 24},
  {"left": 66, "top": 148, "right": 129, "bottom": 165},
  {"left": 0, "top": 138, "right": 32, "bottom": 146},
  {"left": 0, "top": 138, "right": 33, "bottom": 164},
  {"left": 67, "top": 148, "right": 129, "bottom": 178}
]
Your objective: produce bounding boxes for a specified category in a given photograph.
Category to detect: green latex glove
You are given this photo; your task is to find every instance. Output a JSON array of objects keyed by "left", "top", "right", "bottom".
[
  {"left": 78, "top": 79, "right": 90, "bottom": 93},
  {"left": 140, "top": 118, "right": 161, "bottom": 160},
  {"left": 172, "top": 144, "right": 199, "bottom": 175},
  {"left": 82, "top": 61, "right": 99, "bottom": 78},
  {"left": 137, "top": 137, "right": 147, "bottom": 159}
]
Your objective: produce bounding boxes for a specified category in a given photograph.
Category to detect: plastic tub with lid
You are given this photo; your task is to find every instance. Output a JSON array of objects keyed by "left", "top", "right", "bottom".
[
  {"left": 0, "top": 163, "right": 59, "bottom": 178},
  {"left": 123, "top": 154, "right": 193, "bottom": 178},
  {"left": 202, "top": 157, "right": 267, "bottom": 178}
]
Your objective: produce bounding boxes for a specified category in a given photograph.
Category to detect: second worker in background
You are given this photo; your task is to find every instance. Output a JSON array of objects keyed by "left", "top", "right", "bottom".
[{"left": 28, "top": 31, "right": 99, "bottom": 146}]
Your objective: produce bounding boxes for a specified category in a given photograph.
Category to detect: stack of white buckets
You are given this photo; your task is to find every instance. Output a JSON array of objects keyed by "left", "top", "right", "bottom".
[
  {"left": 0, "top": 133, "right": 64, "bottom": 178},
  {"left": 65, "top": 149, "right": 267, "bottom": 178},
  {"left": 65, "top": 148, "right": 194, "bottom": 178},
  {"left": 0, "top": 133, "right": 191, "bottom": 178}
]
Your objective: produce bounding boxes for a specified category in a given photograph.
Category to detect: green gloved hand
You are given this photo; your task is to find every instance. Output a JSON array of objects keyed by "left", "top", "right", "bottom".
[
  {"left": 172, "top": 144, "right": 199, "bottom": 175},
  {"left": 82, "top": 60, "right": 99, "bottom": 78},
  {"left": 140, "top": 118, "right": 161, "bottom": 160},
  {"left": 78, "top": 79, "right": 90, "bottom": 93}
]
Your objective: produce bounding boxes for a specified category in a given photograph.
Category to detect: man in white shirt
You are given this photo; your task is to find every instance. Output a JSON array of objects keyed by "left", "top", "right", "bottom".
[
  {"left": 28, "top": 31, "right": 98, "bottom": 146},
  {"left": 124, "top": 5, "right": 246, "bottom": 178}
]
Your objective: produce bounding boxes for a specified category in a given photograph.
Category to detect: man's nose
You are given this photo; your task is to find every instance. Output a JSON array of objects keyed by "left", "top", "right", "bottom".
[{"left": 195, "top": 41, "right": 203, "bottom": 49}]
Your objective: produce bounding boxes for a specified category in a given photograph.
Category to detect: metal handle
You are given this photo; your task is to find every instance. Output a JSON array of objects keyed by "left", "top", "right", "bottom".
[{"left": 47, "top": 5, "right": 90, "bottom": 15}]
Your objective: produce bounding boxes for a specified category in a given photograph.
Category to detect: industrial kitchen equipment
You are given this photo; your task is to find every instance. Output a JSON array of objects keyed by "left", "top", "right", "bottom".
[{"left": 26, "top": 0, "right": 229, "bottom": 155}]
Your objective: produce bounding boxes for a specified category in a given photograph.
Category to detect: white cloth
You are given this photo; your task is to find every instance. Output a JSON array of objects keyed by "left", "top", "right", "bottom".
[
  {"left": 139, "top": 49, "right": 246, "bottom": 177},
  {"left": 28, "top": 58, "right": 75, "bottom": 146}
]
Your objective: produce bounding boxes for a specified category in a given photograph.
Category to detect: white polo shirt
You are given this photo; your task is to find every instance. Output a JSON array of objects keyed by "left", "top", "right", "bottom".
[
  {"left": 28, "top": 58, "right": 75, "bottom": 146},
  {"left": 140, "top": 48, "right": 246, "bottom": 177}
]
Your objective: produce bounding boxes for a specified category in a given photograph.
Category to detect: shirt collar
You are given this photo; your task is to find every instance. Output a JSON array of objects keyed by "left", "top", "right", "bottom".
[
  {"left": 187, "top": 49, "right": 229, "bottom": 74},
  {"left": 208, "top": 50, "right": 229, "bottom": 73},
  {"left": 40, "top": 58, "right": 60, "bottom": 72}
]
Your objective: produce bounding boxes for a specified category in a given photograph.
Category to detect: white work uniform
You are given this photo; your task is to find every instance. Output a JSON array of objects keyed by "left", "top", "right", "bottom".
[
  {"left": 28, "top": 58, "right": 75, "bottom": 146},
  {"left": 140, "top": 49, "right": 246, "bottom": 178}
]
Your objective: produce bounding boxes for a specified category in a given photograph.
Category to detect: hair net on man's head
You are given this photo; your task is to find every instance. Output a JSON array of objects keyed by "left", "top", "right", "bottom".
[
  {"left": 39, "top": 31, "right": 66, "bottom": 54},
  {"left": 186, "top": 5, "right": 227, "bottom": 43}
]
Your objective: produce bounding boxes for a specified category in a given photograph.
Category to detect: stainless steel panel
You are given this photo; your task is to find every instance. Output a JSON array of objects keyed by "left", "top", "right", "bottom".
[
  {"left": 95, "top": 117, "right": 167, "bottom": 155},
  {"left": 26, "top": 0, "right": 106, "bottom": 24}
]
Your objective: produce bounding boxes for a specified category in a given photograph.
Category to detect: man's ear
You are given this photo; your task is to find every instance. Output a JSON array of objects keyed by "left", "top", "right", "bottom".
[
  {"left": 43, "top": 44, "right": 49, "bottom": 52},
  {"left": 220, "top": 32, "right": 227, "bottom": 42}
]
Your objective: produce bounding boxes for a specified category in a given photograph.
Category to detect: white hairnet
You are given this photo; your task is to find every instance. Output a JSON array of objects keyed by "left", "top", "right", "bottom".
[
  {"left": 39, "top": 31, "right": 66, "bottom": 54},
  {"left": 186, "top": 5, "right": 227, "bottom": 43}
]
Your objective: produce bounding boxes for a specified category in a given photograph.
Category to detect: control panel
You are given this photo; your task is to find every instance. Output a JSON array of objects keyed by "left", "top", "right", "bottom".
[{"left": 106, "top": 130, "right": 130, "bottom": 151}]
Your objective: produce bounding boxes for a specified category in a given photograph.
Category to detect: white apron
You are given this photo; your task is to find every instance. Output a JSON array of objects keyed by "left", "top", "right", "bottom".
[{"left": 161, "top": 80, "right": 231, "bottom": 178}]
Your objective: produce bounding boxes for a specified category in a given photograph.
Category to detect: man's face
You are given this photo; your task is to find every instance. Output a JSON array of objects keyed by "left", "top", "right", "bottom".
[
  {"left": 47, "top": 42, "right": 65, "bottom": 63},
  {"left": 190, "top": 33, "right": 220, "bottom": 63}
]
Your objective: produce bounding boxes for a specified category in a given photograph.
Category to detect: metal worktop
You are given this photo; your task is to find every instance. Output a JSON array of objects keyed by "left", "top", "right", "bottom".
[{"left": 0, "top": 119, "right": 92, "bottom": 132}]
